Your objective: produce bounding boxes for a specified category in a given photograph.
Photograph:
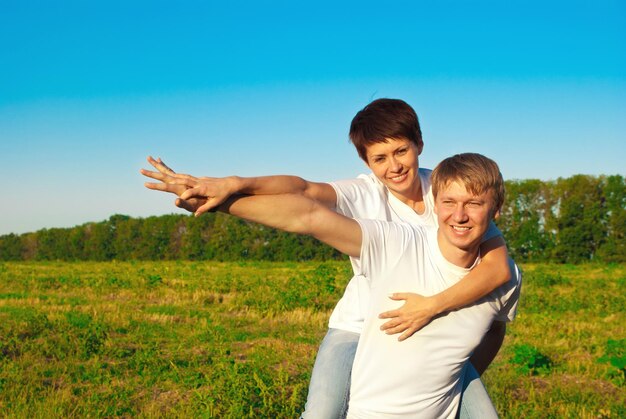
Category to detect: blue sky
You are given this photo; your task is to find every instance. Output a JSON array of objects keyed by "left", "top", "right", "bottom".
[{"left": 1, "top": 0, "right": 625, "bottom": 235}]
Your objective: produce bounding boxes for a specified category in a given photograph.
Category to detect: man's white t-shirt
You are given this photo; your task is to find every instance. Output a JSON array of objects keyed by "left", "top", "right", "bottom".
[
  {"left": 328, "top": 169, "right": 501, "bottom": 333},
  {"left": 346, "top": 221, "right": 521, "bottom": 418}
]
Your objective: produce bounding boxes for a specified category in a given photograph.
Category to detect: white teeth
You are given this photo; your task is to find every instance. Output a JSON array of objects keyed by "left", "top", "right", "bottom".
[{"left": 452, "top": 226, "right": 470, "bottom": 231}]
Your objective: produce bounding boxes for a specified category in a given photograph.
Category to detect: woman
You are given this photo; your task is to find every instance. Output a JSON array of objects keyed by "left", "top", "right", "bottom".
[{"left": 141, "top": 98, "right": 513, "bottom": 418}]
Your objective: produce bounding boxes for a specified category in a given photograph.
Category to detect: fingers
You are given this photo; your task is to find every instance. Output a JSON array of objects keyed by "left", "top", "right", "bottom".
[
  {"left": 381, "top": 320, "right": 409, "bottom": 335},
  {"left": 147, "top": 156, "right": 176, "bottom": 175},
  {"left": 155, "top": 157, "right": 175, "bottom": 174},
  {"left": 175, "top": 197, "right": 208, "bottom": 213},
  {"left": 380, "top": 319, "right": 424, "bottom": 341},
  {"left": 175, "top": 198, "right": 197, "bottom": 213},
  {"left": 194, "top": 200, "right": 219, "bottom": 217},
  {"left": 397, "top": 327, "right": 419, "bottom": 342},
  {"left": 378, "top": 309, "right": 400, "bottom": 319},
  {"left": 388, "top": 292, "right": 410, "bottom": 301},
  {"left": 140, "top": 168, "right": 166, "bottom": 181},
  {"left": 180, "top": 185, "right": 216, "bottom": 202},
  {"left": 380, "top": 318, "right": 401, "bottom": 331},
  {"left": 141, "top": 169, "right": 198, "bottom": 192},
  {"left": 144, "top": 182, "right": 187, "bottom": 195}
]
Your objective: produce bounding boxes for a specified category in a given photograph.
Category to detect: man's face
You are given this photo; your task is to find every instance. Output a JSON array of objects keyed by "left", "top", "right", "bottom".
[
  {"left": 434, "top": 180, "right": 499, "bottom": 255},
  {"left": 364, "top": 138, "right": 423, "bottom": 199}
]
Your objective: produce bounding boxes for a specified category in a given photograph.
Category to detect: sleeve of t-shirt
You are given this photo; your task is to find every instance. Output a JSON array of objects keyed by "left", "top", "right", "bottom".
[
  {"left": 354, "top": 218, "right": 399, "bottom": 281},
  {"left": 353, "top": 218, "right": 380, "bottom": 278},
  {"left": 494, "top": 258, "right": 522, "bottom": 322},
  {"left": 353, "top": 218, "right": 422, "bottom": 283},
  {"left": 329, "top": 175, "right": 376, "bottom": 218}
]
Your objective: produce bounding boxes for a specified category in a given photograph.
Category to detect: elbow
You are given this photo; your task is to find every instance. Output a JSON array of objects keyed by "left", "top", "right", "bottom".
[
  {"left": 503, "top": 259, "right": 513, "bottom": 284},
  {"left": 482, "top": 256, "right": 512, "bottom": 288},
  {"left": 297, "top": 200, "right": 325, "bottom": 236},
  {"left": 495, "top": 260, "right": 512, "bottom": 287}
]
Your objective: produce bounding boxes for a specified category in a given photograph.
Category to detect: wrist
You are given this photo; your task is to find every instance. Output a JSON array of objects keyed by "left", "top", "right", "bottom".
[
  {"left": 429, "top": 293, "right": 448, "bottom": 317},
  {"left": 228, "top": 176, "right": 245, "bottom": 194}
]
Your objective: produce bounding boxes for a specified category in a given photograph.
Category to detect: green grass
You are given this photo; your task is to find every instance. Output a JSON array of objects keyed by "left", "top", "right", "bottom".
[{"left": 0, "top": 261, "right": 623, "bottom": 418}]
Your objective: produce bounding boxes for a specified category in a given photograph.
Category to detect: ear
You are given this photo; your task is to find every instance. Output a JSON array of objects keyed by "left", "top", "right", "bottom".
[
  {"left": 492, "top": 208, "right": 501, "bottom": 220},
  {"left": 416, "top": 140, "right": 424, "bottom": 156}
]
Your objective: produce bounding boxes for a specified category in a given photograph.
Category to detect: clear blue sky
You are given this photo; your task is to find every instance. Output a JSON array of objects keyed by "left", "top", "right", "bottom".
[{"left": 1, "top": 0, "right": 625, "bottom": 235}]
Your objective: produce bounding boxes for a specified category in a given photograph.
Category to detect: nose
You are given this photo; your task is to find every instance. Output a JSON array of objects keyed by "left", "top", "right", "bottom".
[
  {"left": 389, "top": 156, "right": 402, "bottom": 172},
  {"left": 452, "top": 204, "right": 469, "bottom": 222}
]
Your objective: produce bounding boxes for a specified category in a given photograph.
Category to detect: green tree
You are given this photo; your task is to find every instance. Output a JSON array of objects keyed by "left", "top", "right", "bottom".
[
  {"left": 36, "top": 228, "right": 71, "bottom": 260},
  {"left": 135, "top": 215, "right": 180, "bottom": 260},
  {"left": 500, "top": 179, "right": 553, "bottom": 261},
  {"left": 83, "top": 221, "right": 114, "bottom": 261},
  {"left": 0, "top": 233, "right": 24, "bottom": 260},
  {"left": 597, "top": 175, "right": 626, "bottom": 262},
  {"left": 179, "top": 215, "right": 213, "bottom": 260},
  {"left": 552, "top": 175, "right": 605, "bottom": 263},
  {"left": 67, "top": 226, "right": 86, "bottom": 260},
  {"left": 112, "top": 216, "right": 140, "bottom": 260}
]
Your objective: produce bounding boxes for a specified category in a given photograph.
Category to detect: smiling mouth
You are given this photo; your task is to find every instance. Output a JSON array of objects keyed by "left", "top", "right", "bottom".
[
  {"left": 451, "top": 225, "right": 471, "bottom": 232},
  {"left": 388, "top": 173, "right": 408, "bottom": 182}
]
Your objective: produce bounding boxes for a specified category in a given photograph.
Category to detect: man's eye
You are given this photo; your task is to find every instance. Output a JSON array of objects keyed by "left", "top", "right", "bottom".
[{"left": 396, "top": 148, "right": 407, "bottom": 155}]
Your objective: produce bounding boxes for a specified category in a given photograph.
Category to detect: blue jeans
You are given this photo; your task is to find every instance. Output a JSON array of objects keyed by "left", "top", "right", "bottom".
[
  {"left": 301, "top": 328, "right": 498, "bottom": 418},
  {"left": 458, "top": 362, "right": 499, "bottom": 419},
  {"left": 301, "top": 328, "right": 359, "bottom": 418}
]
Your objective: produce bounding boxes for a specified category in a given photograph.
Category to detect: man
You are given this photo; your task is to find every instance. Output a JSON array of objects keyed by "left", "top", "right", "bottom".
[
  {"left": 145, "top": 152, "right": 521, "bottom": 417},
  {"left": 142, "top": 99, "right": 514, "bottom": 417}
]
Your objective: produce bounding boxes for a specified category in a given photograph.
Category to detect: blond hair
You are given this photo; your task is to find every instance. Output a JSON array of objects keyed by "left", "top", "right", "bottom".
[{"left": 431, "top": 153, "right": 505, "bottom": 214}]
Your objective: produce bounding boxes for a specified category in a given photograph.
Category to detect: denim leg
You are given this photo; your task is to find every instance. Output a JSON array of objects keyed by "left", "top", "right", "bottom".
[
  {"left": 458, "top": 363, "right": 499, "bottom": 419},
  {"left": 301, "top": 328, "right": 360, "bottom": 419}
]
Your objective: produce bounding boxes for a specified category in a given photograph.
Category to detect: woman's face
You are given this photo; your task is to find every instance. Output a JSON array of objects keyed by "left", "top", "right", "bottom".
[{"left": 364, "top": 137, "right": 423, "bottom": 200}]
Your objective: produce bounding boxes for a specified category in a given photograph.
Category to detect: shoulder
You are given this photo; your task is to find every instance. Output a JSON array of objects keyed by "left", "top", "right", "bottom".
[
  {"left": 329, "top": 173, "right": 382, "bottom": 192},
  {"left": 420, "top": 167, "right": 433, "bottom": 178},
  {"left": 358, "top": 219, "right": 429, "bottom": 247},
  {"left": 419, "top": 168, "right": 433, "bottom": 190},
  {"left": 330, "top": 173, "right": 389, "bottom": 217}
]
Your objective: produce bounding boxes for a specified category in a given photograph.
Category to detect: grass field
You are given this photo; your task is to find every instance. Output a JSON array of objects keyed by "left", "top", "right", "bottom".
[{"left": 0, "top": 261, "right": 624, "bottom": 418}]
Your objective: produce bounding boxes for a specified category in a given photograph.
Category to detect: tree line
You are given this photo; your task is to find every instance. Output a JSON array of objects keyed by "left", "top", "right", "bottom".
[{"left": 1, "top": 175, "right": 624, "bottom": 263}]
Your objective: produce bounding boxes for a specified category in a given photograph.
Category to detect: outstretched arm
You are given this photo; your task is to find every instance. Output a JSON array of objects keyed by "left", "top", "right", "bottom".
[
  {"left": 141, "top": 156, "right": 337, "bottom": 215},
  {"left": 379, "top": 236, "right": 511, "bottom": 341},
  {"left": 211, "top": 192, "right": 362, "bottom": 257}
]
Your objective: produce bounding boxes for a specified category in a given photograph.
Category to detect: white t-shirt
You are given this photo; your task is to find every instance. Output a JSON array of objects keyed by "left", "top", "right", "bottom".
[
  {"left": 328, "top": 169, "right": 501, "bottom": 333},
  {"left": 347, "top": 220, "right": 521, "bottom": 418}
]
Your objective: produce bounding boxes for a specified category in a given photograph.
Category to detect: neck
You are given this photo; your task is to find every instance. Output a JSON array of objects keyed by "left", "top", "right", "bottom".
[
  {"left": 436, "top": 230, "right": 480, "bottom": 268},
  {"left": 389, "top": 176, "right": 425, "bottom": 214}
]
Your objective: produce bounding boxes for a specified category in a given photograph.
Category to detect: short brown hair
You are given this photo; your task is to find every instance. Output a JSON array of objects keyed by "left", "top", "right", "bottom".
[
  {"left": 431, "top": 153, "right": 505, "bottom": 214},
  {"left": 349, "top": 98, "right": 423, "bottom": 161}
]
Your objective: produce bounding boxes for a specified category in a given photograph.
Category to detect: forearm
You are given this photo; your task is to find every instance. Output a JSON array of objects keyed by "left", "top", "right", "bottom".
[
  {"left": 230, "top": 176, "right": 336, "bottom": 207},
  {"left": 470, "top": 321, "right": 506, "bottom": 375},
  {"left": 429, "top": 237, "right": 511, "bottom": 316},
  {"left": 233, "top": 175, "right": 306, "bottom": 194}
]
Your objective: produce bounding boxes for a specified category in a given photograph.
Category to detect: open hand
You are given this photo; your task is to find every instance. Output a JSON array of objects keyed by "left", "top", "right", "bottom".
[
  {"left": 140, "top": 156, "right": 207, "bottom": 212},
  {"left": 178, "top": 176, "right": 240, "bottom": 216},
  {"left": 378, "top": 293, "right": 438, "bottom": 341}
]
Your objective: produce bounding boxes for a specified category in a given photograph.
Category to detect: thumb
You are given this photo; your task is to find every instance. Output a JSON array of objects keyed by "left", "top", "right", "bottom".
[{"left": 388, "top": 292, "right": 409, "bottom": 301}]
